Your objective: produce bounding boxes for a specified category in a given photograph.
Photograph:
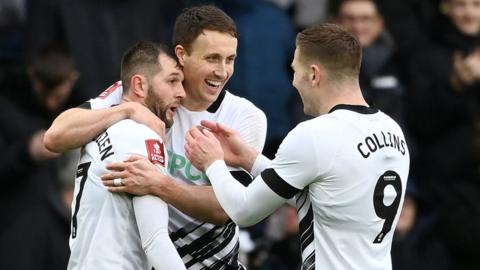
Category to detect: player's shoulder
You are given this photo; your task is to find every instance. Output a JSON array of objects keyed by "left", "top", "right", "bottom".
[
  {"left": 223, "top": 91, "right": 266, "bottom": 119},
  {"left": 87, "top": 81, "right": 124, "bottom": 109},
  {"left": 108, "top": 119, "right": 158, "bottom": 141}
]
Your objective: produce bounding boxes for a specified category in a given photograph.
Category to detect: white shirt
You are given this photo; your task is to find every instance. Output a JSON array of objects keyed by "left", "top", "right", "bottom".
[
  {"left": 68, "top": 118, "right": 184, "bottom": 270},
  {"left": 83, "top": 82, "right": 267, "bottom": 269},
  {"left": 206, "top": 105, "right": 410, "bottom": 270}
]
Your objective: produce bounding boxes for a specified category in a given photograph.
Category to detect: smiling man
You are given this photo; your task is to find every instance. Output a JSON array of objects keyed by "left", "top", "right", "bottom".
[{"left": 45, "top": 6, "right": 266, "bottom": 270}]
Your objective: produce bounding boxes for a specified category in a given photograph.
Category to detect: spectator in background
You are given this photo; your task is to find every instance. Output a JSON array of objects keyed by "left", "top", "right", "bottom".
[
  {"left": 25, "top": 0, "right": 183, "bottom": 105},
  {"left": 407, "top": 0, "right": 480, "bottom": 269},
  {"left": 0, "top": 45, "right": 78, "bottom": 270},
  {"left": 0, "top": 0, "right": 27, "bottom": 65},
  {"left": 336, "top": 0, "right": 405, "bottom": 125},
  {"left": 216, "top": 0, "right": 297, "bottom": 158}
]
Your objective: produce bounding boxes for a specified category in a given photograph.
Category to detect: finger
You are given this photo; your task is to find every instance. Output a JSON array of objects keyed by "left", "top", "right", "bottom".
[
  {"left": 106, "top": 162, "right": 127, "bottom": 171},
  {"left": 216, "top": 122, "right": 232, "bottom": 136},
  {"left": 200, "top": 120, "right": 218, "bottom": 131},
  {"left": 185, "top": 129, "right": 195, "bottom": 144},
  {"left": 102, "top": 179, "right": 115, "bottom": 187},
  {"left": 125, "top": 155, "right": 145, "bottom": 163},
  {"left": 101, "top": 171, "right": 128, "bottom": 181},
  {"left": 189, "top": 126, "right": 205, "bottom": 139},
  {"left": 107, "top": 186, "right": 127, "bottom": 193},
  {"left": 203, "top": 128, "right": 216, "bottom": 139}
]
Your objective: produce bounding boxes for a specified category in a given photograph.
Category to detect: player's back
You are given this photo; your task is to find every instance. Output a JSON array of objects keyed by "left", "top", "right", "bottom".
[
  {"left": 295, "top": 106, "right": 409, "bottom": 270},
  {"left": 68, "top": 120, "right": 151, "bottom": 270}
]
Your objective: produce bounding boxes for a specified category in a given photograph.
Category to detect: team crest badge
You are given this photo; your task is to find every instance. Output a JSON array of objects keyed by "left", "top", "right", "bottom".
[{"left": 145, "top": 139, "right": 165, "bottom": 166}]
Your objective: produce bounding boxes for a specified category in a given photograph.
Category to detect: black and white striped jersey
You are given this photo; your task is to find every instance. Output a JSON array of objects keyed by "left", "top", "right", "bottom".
[{"left": 165, "top": 90, "right": 266, "bottom": 269}]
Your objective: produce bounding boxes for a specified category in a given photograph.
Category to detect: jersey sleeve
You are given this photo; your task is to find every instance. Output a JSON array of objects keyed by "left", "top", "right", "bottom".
[
  {"left": 206, "top": 160, "right": 287, "bottom": 227},
  {"left": 232, "top": 102, "right": 267, "bottom": 153},
  {"left": 226, "top": 100, "right": 267, "bottom": 185},
  {"left": 81, "top": 81, "right": 124, "bottom": 110},
  {"left": 108, "top": 120, "right": 184, "bottom": 270},
  {"left": 204, "top": 121, "right": 339, "bottom": 227}
]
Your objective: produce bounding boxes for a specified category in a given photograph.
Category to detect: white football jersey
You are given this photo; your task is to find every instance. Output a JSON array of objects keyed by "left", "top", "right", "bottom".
[
  {"left": 83, "top": 82, "right": 267, "bottom": 269},
  {"left": 268, "top": 105, "right": 409, "bottom": 269},
  {"left": 67, "top": 118, "right": 177, "bottom": 269}
]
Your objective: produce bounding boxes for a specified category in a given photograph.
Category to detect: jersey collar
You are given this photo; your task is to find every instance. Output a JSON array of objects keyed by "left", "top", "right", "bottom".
[
  {"left": 206, "top": 89, "right": 227, "bottom": 113},
  {"left": 328, "top": 104, "right": 378, "bottom": 114}
]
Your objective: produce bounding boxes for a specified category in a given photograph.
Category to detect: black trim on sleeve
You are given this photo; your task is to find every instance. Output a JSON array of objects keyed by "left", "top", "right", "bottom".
[
  {"left": 261, "top": 168, "right": 300, "bottom": 199},
  {"left": 78, "top": 101, "right": 91, "bottom": 109},
  {"left": 230, "top": 170, "right": 253, "bottom": 187}
]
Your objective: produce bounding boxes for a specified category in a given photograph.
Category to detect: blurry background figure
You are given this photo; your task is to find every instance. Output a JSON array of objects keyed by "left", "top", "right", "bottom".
[
  {"left": 0, "top": 0, "right": 27, "bottom": 65},
  {"left": 336, "top": 0, "right": 405, "bottom": 125},
  {"left": 25, "top": 0, "right": 183, "bottom": 105},
  {"left": 266, "top": 0, "right": 330, "bottom": 29},
  {"left": 406, "top": 0, "right": 480, "bottom": 269},
  {"left": 0, "top": 45, "right": 78, "bottom": 270}
]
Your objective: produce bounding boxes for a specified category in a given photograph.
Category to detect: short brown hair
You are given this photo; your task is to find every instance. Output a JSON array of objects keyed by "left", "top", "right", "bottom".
[
  {"left": 173, "top": 5, "right": 238, "bottom": 53},
  {"left": 121, "top": 40, "right": 173, "bottom": 92},
  {"left": 296, "top": 23, "right": 362, "bottom": 81}
]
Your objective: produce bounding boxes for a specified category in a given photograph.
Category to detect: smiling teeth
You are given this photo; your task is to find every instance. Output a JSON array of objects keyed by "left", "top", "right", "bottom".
[{"left": 206, "top": 80, "right": 221, "bottom": 87}]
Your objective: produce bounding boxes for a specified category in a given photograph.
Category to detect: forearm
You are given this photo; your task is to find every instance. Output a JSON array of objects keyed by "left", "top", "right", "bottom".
[
  {"left": 206, "top": 160, "right": 286, "bottom": 227},
  {"left": 44, "top": 104, "right": 132, "bottom": 152},
  {"left": 150, "top": 178, "right": 229, "bottom": 225}
]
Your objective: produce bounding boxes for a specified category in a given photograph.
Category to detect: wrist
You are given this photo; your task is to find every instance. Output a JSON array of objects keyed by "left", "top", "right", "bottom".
[
  {"left": 241, "top": 147, "right": 258, "bottom": 172},
  {"left": 120, "top": 102, "right": 135, "bottom": 119},
  {"left": 149, "top": 173, "right": 175, "bottom": 203}
]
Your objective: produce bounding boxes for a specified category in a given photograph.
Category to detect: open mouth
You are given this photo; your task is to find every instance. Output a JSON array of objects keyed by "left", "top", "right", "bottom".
[{"left": 205, "top": 79, "right": 222, "bottom": 89}]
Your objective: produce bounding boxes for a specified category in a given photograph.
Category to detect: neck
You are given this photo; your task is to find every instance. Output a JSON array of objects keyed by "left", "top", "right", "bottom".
[
  {"left": 181, "top": 96, "right": 211, "bottom": 111},
  {"left": 316, "top": 80, "right": 368, "bottom": 116},
  {"left": 122, "top": 91, "right": 142, "bottom": 104}
]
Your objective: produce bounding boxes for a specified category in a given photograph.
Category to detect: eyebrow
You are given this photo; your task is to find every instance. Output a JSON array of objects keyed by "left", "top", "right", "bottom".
[{"left": 168, "top": 71, "right": 182, "bottom": 77}]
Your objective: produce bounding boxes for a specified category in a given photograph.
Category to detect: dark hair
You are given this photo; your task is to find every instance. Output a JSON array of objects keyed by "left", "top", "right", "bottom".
[
  {"left": 173, "top": 5, "right": 237, "bottom": 52},
  {"left": 296, "top": 23, "right": 362, "bottom": 81},
  {"left": 121, "top": 40, "right": 174, "bottom": 91},
  {"left": 29, "top": 45, "right": 77, "bottom": 91}
]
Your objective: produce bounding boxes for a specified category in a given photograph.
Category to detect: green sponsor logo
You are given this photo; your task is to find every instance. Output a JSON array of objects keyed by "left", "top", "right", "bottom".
[{"left": 168, "top": 150, "right": 208, "bottom": 182}]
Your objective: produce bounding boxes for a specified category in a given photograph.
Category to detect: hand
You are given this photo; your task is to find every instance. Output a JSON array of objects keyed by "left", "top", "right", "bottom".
[
  {"left": 185, "top": 125, "right": 224, "bottom": 171},
  {"left": 101, "top": 155, "right": 170, "bottom": 196},
  {"left": 31, "top": 130, "right": 60, "bottom": 161},
  {"left": 452, "top": 50, "right": 480, "bottom": 89},
  {"left": 463, "top": 48, "right": 480, "bottom": 80},
  {"left": 125, "top": 102, "right": 166, "bottom": 141},
  {"left": 199, "top": 120, "right": 258, "bottom": 171},
  {"left": 395, "top": 196, "right": 416, "bottom": 238}
]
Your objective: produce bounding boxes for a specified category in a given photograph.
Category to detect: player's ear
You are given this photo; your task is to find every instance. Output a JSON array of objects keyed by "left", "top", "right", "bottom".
[
  {"left": 310, "top": 64, "right": 323, "bottom": 87},
  {"left": 175, "top": 45, "right": 187, "bottom": 67},
  {"left": 131, "top": 74, "right": 147, "bottom": 99}
]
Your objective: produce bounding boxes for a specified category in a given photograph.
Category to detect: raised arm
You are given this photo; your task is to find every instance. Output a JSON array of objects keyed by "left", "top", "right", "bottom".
[{"left": 44, "top": 102, "right": 165, "bottom": 153}]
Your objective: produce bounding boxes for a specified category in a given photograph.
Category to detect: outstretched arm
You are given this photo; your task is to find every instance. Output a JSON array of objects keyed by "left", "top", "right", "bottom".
[
  {"left": 102, "top": 156, "right": 229, "bottom": 225},
  {"left": 44, "top": 102, "right": 165, "bottom": 153},
  {"left": 185, "top": 125, "right": 285, "bottom": 227}
]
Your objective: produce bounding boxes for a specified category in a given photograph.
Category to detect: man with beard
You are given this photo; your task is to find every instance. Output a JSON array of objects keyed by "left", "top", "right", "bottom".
[
  {"left": 67, "top": 41, "right": 186, "bottom": 270},
  {"left": 46, "top": 6, "right": 266, "bottom": 269}
]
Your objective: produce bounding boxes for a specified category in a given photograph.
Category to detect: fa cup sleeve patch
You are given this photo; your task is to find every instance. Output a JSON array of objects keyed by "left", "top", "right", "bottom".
[
  {"left": 145, "top": 139, "right": 165, "bottom": 167},
  {"left": 98, "top": 81, "right": 121, "bottom": 99}
]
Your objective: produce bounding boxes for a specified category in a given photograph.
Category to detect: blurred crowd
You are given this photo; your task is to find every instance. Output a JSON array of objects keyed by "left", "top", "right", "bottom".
[{"left": 1, "top": 0, "right": 480, "bottom": 269}]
